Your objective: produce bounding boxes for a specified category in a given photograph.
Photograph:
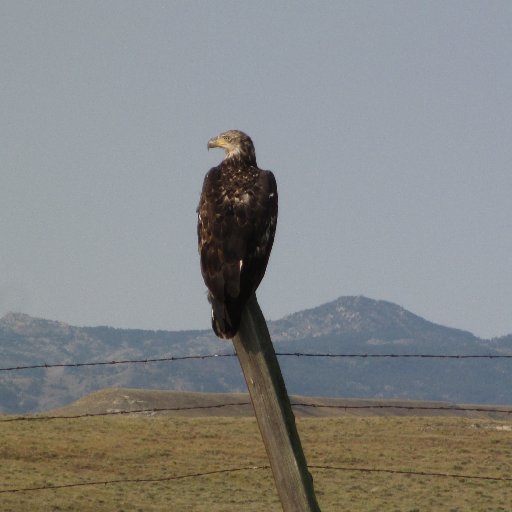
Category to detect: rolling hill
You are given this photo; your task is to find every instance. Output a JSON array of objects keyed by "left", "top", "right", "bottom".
[{"left": 49, "top": 387, "right": 512, "bottom": 420}]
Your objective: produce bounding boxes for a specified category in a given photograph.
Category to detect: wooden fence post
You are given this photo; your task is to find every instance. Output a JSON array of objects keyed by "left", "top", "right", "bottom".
[{"left": 232, "top": 294, "right": 321, "bottom": 512}]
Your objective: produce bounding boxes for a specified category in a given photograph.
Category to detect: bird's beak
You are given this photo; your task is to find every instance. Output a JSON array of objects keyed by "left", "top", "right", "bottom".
[
  {"left": 207, "top": 137, "right": 218, "bottom": 151},
  {"left": 207, "top": 136, "right": 229, "bottom": 151}
]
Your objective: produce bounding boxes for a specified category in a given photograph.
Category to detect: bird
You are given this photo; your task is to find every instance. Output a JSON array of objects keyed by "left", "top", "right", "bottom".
[{"left": 197, "top": 130, "right": 278, "bottom": 339}]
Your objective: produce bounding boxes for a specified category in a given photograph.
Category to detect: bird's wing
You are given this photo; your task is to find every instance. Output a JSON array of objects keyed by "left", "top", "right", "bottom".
[{"left": 237, "top": 169, "right": 278, "bottom": 296}]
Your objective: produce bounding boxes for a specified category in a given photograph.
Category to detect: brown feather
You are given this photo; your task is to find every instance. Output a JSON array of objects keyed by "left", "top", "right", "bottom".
[{"left": 197, "top": 130, "right": 278, "bottom": 339}]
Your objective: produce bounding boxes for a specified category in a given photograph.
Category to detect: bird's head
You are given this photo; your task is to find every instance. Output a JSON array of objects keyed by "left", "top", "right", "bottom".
[{"left": 207, "top": 130, "right": 256, "bottom": 165}]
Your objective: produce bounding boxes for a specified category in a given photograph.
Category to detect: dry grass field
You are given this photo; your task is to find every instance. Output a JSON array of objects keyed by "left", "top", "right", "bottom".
[{"left": 1, "top": 411, "right": 512, "bottom": 511}]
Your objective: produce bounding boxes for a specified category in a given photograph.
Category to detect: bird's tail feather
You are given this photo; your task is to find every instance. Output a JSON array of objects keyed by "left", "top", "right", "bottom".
[{"left": 209, "top": 295, "right": 241, "bottom": 339}]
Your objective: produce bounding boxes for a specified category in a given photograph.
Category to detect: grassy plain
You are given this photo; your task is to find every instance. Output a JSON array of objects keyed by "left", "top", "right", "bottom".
[{"left": 1, "top": 414, "right": 511, "bottom": 511}]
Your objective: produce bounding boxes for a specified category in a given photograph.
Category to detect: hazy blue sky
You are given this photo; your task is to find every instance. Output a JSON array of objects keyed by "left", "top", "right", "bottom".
[{"left": 1, "top": 1, "right": 511, "bottom": 338}]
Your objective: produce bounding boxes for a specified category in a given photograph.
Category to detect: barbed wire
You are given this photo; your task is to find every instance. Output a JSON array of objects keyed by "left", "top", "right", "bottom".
[
  {"left": 2, "top": 401, "right": 511, "bottom": 423},
  {"left": 278, "top": 352, "right": 512, "bottom": 359},
  {"left": 2, "top": 351, "right": 511, "bottom": 372},
  {"left": 0, "top": 402, "right": 252, "bottom": 422},
  {"left": 308, "top": 465, "right": 512, "bottom": 482},
  {"left": 1, "top": 463, "right": 510, "bottom": 495},
  {"left": 291, "top": 401, "right": 512, "bottom": 415},
  {"left": 0, "top": 353, "right": 235, "bottom": 372},
  {"left": 0, "top": 465, "right": 271, "bottom": 495}
]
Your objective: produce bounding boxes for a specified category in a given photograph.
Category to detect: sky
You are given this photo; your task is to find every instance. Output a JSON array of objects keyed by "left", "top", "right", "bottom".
[{"left": 1, "top": 1, "right": 511, "bottom": 339}]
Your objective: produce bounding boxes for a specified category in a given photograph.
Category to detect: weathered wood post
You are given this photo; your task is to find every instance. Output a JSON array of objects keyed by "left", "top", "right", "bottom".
[{"left": 232, "top": 293, "right": 321, "bottom": 511}]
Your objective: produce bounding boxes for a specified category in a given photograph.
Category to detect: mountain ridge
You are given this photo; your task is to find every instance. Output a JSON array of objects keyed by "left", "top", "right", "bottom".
[
  {"left": 0, "top": 295, "right": 485, "bottom": 343},
  {"left": 1, "top": 296, "right": 511, "bottom": 413},
  {"left": 269, "top": 295, "right": 479, "bottom": 342}
]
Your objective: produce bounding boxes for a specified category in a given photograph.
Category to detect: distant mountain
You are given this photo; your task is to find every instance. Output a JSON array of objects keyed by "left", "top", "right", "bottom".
[
  {"left": 270, "top": 296, "right": 478, "bottom": 346},
  {"left": 1, "top": 296, "right": 511, "bottom": 413}
]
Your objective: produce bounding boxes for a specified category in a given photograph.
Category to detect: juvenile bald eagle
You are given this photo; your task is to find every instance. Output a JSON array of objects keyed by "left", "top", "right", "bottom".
[{"left": 197, "top": 130, "right": 278, "bottom": 339}]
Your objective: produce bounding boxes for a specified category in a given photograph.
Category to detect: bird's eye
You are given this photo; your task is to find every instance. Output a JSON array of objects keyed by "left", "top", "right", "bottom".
[{"left": 224, "top": 135, "right": 231, "bottom": 142}]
